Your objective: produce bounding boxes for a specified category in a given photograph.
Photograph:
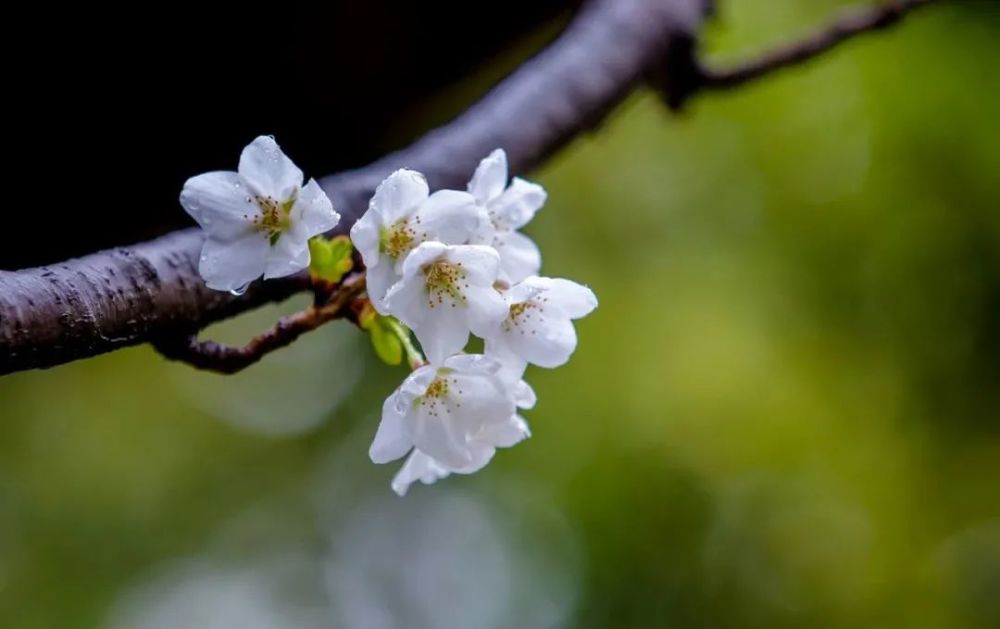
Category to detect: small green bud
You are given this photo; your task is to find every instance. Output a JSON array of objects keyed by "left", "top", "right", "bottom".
[
  {"left": 358, "top": 303, "right": 423, "bottom": 368},
  {"left": 308, "top": 236, "right": 354, "bottom": 283},
  {"left": 368, "top": 316, "right": 404, "bottom": 366}
]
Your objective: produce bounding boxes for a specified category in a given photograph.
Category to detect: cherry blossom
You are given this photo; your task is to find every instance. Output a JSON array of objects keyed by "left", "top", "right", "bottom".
[
  {"left": 383, "top": 242, "right": 507, "bottom": 364},
  {"left": 486, "top": 276, "right": 598, "bottom": 376},
  {"left": 181, "top": 136, "right": 340, "bottom": 293},
  {"left": 350, "top": 169, "right": 486, "bottom": 311},
  {"left": 368, "top": 354, "right": 535, "bottom": 495},
  {"left": 467, "top": 149, "right": 547, "bottom": 283}
]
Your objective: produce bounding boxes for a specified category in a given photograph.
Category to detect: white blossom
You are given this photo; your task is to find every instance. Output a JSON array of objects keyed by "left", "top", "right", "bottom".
[
  {"left": 368, "top": 354, "right": 535, "bottom": 495},
  {"left": 467, "top": 149, "right": 547, "bottom": 284},
  {"left": 389, "top": 415, "right": 527, "bottom": 496},
  {"left": 350, "top": 169, "right": 487, "bottom": 312},
  {"left": 389, "top": 450, "right": 451, "bottom": 496},
  {"left": 486, "top": 276, "right": 598, "bottom": 377},
  {"left": 180, "top": 135, "right": 340, "bottom": 293},
  {"left": 383, "top": 242, "right": 507, "bottom": 364}
]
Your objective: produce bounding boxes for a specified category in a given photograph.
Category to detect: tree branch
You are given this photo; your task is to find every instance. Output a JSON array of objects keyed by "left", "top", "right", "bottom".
[
  {"left": 0, "top": 0, "right": 940, "bottom": 376},
  {"left": 151, "top": 274, "right": 366, "bottom": 374},
  {"left": 0, "top": 0, "right": 706, "bottom": 375},
  {"left": 699, "top": 0, "right": 937, "bottom": 91}
]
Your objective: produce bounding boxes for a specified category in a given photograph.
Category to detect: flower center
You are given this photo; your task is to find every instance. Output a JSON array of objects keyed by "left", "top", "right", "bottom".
[
  {"left": 379, "top": 218, "right": 422, "bottom": 260},
  {"left": 249, "top": 190, "right": 297, "bottom": 245},
  {"left": 503, "top": 300, "right": 540, "bottom": 333},
  {"left": 425, "top": 376, "right": 449, "bottom": 399},
  {"left": 423, "top": 260, "right": 468, "bottom": 308},
  {"left": 414, "top": 372, "right": 463, "bottom": 416},
  {"left": 489, "top": 209, "right": 512, "bottom": 233}
]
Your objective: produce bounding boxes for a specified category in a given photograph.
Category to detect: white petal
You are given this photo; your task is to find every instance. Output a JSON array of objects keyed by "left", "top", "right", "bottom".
[
  {"left": 496, "top": 231, "right": 541, "bottom": 284},
  {"left": 294, "top": 178, "right": 340, "bottom": 236},
  {"left": 543, "top": 278, "right": 599, "bottom": 319},
  {"left": 367, "top": 262, "right": 401, "bottom": 315},
  {"left": 506, "top": 310, "right": 578, "bottom": 369},
  {"left": 180, "top": 171, "right": 258, "bottom": 241},
  {"left": 417, "top": 190, "right": 486, "bottom": 245},
  {"left": 465, "top": 285, "right": 509, "bottom": 339},
  {"left": 450, "top": 368, "right": 515, "bottom": 422},
  {"left": 413, "top": 305, "right": 470, "bottom": 365},
  {"left": 238, "top": 136, "right": 303, "bottom": 200},
  {"left": 410, "top": 398, "right": 476, "bottom": 469},
  {"left": 467, "top": 149, "right": 508, "bottom": 206},
  {"left": 391, "top": 450, "right": 450, "bottom": 496},
  {"left": 451, "top": 441, "right": 497, "bottom": 474},
  {"left": 382, "top": 269, "right": 431, "bottom": 328},
  {"left": 442, "top": 353, "right": 502, "bottom": 376},
  {"left": 446, "top": 244, "right": 501, "bottom": 286},
  {"left": 493, "top": 177, "right": 546, "bottom": 230},
  {"left": 513, "top": 379, "right": 537, "bottom": 410},
  {"left": 396, "top": 241, "right": 446, "bottom": 279},
  {"left": 198, "top": 234, "right": 269, "bottom": 292},
  {"left": 478, "top": 414, "right": 531, "bottom": 448},
  {"left": 370, "top": 393, "right": 413, "bottom": 464},
  {"left": 349, "top": 207, "right": 382, "bottom": 269},
  {"left": 264, "top": 226, "right": 310, "bottom": 279},
  {"left": 484, "top": 337, "right": 529, "bottom": 382},
  {"left": 399, "top": 364, "right": 439, "bottom": 401},
  {"left": 505, "top": 276, "right": 548, "bottom": 304},
  {"left": 370, "top": 169, "right": 429, "bottom": 223}
]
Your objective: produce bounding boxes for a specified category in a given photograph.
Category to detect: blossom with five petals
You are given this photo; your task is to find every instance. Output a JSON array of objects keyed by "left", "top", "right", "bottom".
[
  {"left": 368, "top": 354, "right": 535, "bottom": 495},
  {"left": 383, "top": 242, "right": 507, "bottom": 364},
  {"left": 180, "top": 136, "right": 340, "bottom": 292},
  {"left": 486, "top": 276, "right": 598, "bottom": 377}
]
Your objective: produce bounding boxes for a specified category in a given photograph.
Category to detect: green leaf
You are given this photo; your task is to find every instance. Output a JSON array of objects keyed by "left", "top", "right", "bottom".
[{"left": 308, "top": 236, "right": 354, "bottom": 283}]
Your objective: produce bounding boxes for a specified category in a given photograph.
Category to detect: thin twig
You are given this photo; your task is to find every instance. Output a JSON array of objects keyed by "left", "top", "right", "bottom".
[
  {"left": 152, "top": 274, "right": 366, "bottom": 374},
  {"left": 699, "top": 0, "right": 937, "bottom": 90}
]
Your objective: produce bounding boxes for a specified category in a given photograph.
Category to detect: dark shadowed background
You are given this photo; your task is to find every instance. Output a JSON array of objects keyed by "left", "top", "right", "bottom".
[
  {"left": 1, "top": 1, "right": 999, "bottom": 628},
  {"left": 2, "top": 0, "right": 578, "bottom": 269}
]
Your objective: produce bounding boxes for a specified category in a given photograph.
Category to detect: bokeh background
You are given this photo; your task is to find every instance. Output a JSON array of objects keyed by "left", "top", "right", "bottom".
[{"left": 2, "top": 1, "right": 999, "bottom": 627}]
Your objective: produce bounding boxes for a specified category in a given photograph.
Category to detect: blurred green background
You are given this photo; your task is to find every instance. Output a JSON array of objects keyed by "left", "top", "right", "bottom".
[{"left": 2, "top": 2, "right": 999, "bottom": 627}]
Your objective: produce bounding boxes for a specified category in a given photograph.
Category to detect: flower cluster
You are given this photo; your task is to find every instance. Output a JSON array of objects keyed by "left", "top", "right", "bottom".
[
  {"left": 181, "top": 139, "right": 596, "bottom": 495},
  {"left": 353, "top": 149, "right": 597, "bottom": 495}
]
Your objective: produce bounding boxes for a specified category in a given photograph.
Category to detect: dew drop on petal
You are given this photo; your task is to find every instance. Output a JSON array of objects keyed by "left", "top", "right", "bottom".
[{"left": 394, "top": 394, "right": 410, "bottom": 415}]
